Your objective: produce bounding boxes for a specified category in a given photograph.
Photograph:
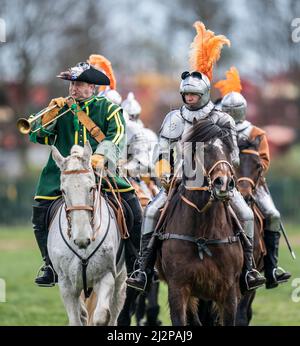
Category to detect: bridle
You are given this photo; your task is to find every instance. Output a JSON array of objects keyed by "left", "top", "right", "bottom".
[
  {"left": 160, "top": 159, "right": 240, "bottom": 260},
  {"left": 59, "top": 168, "right": 110, "bottom": 299},
  {"left": 237, "top": 149, "right": 262, "bottom": 193},
  {"left": 182, "top": 159, "right": 235, "bottom": 213},
  {"left": 62, "top": 169, "right": 97, "bottom": 238},
  {"left": 185, "top": 159, "right": 234, "bottom": 192}
]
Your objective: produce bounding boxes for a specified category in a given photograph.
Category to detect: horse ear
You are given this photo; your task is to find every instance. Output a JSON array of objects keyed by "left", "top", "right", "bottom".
[
  {"left": 52, "top": 146, "right": 66, "bottom": 170},
  {"left": 253, "top": 135, "right": 262, "bottom": 149},
  {"left": 83, "top": 141, "right": 92, "bottom": 167}
]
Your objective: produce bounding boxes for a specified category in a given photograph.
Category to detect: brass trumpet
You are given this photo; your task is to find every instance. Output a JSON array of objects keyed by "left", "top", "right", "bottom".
[{"left": 17, "top": 96, "right": 74, "bottom": 134}]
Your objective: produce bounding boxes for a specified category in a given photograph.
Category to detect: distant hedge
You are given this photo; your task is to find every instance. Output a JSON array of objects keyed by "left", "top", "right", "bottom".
[
  {"left": 0, "top": 174, "right": 36, "bottom": 225},
  {"left": 0, "top": 173, "right": 299, "bottom": 225}
]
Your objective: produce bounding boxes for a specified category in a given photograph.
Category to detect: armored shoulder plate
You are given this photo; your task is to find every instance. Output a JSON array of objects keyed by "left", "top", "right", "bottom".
[
  {"left": 209, "top": 108, "right": 235, "bottom": 128},
  {"left": 236, "top": 120, "right": 252, "bottom": 133},
  {"left": 159, "top": 109, "right": 185, "bottom": 140},
  {"left": 126, "top": 120, "right": 144, "bottom": 143}
]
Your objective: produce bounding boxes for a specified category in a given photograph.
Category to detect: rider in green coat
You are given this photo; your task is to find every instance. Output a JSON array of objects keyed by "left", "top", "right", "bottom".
[{"left": 30, "top": 62, "right": 142, "bottom": 286}]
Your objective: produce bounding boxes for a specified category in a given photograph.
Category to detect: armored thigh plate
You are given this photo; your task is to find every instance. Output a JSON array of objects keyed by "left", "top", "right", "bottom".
[
  {"left": 254, "top": 185, "right": 281, "bottom": 232},
  {"left": 230, "top": 188, "right": 254, "bottom": 238},
  {"left": 141, "top": 188, "right": 168, "bottom": 235}
]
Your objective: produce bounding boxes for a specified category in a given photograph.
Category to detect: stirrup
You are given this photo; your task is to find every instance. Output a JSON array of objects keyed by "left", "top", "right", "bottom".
[
  {"left": 133, "top": 258, "right": 140, "bottom": 273},
  {"left": 35, "top": 264, "right": 56, "bottom": 287},
  {"left": 126, "top": 270, "right": 148, "bottom": 292},
  {"left": 152, "top": 269, "right": 159, "bottom": 284},
  {"left": 273, "top": 267, "right": 290, "bottom": 283},
  {"left": 244, "top": 269, "right": 265, "bottom": 291}
]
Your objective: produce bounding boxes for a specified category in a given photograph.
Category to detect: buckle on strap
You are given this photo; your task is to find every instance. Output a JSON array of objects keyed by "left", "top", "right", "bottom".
[
  {"left": 196, "top": 238, "right": 212, "bottom": 260},
  {"left": 90, "top": 125, "right": 101, "bottom": 137}
]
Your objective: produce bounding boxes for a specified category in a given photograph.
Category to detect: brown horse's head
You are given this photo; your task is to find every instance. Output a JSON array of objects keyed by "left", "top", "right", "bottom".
[
  {"left": 236, "top": 137, "right": 262, "bottom": 199},
  {"left": 183, "top": 118, "right": 235, "bottom": 200},
  {"left": 205, "top": 138, "right": 235, "bottom": 200}
]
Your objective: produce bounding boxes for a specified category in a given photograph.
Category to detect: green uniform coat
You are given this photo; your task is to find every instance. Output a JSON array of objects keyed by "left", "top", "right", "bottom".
[{"left": 30, "top": 95, "right": 133, "bottom": 200}]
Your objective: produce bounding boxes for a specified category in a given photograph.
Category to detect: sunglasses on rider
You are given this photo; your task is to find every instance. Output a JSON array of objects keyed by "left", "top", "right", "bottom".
[
  {"left": 76, "top": 62, "right": 91, "bottom": 70},
  {"left": 181, "top": 71, "right": 203, "bottom": 80}
]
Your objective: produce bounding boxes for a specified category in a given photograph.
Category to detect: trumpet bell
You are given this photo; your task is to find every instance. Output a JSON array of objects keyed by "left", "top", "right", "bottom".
[
  {"left": 17, "top": 118, "right": 31, "bottom": 134},
  {"left": 17, "top": 96, "right": 74, "bottom": 135}
]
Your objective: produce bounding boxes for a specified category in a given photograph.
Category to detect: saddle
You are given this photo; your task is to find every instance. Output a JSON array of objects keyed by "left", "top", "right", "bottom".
[
  {"left": 154, "top": 178, "right": 182, "bottom": 235},
  {"left": 105, "top": 193, "right": 134, "bottom": 237},
  {"left": 46, "top": 197, "right": 64, "bottom": 230},
  {"left": 129, "top": 179, "right": 151, "bottom": 208}
]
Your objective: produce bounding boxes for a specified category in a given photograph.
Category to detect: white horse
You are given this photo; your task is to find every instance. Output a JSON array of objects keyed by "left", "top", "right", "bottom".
[{"left": 48, "top": 142, "right": 127, "bottom": 326}]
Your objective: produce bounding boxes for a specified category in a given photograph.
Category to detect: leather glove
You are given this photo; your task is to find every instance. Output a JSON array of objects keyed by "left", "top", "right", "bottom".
[
  {"left": 160, "top": 175, "right": 172, "bottom": 190},
  {"left": 91, "top": 154, "right": 105, "bottom": 171},
  {"left": 42, "top": 97, "right": 66, "bottom": 126},
  {"left": 154, "top": 159, "right": 171, "bottom": 189}
]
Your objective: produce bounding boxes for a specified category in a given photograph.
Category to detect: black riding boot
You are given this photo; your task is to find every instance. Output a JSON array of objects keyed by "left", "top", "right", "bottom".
[
  {"left": 126, "top": 232, "right": 158, "bottom": 292},
  {"left": 241, "top": 236, "right": 266, "bottom": 293},
  {"left": 264, "top": 230, "right": 291, "bottom": 289},
  {"left": 32, "top": 205, "right": 57, "bottom": 287}
]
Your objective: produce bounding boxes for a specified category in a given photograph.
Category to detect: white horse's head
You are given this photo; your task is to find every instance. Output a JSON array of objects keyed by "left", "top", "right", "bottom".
[{"left": 52, "top": 142, "right": 96, "bottom": 249}]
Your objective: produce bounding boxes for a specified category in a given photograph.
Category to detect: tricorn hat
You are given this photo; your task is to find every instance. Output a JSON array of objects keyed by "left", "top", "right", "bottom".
[{"left": 57, "top": 62, "right": 110, "bottom": 85}]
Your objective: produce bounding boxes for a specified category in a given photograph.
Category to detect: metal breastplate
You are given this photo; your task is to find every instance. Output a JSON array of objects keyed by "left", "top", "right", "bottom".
[
  {"left": 181, "top": 101, "right": 215, "bottom": 136},
  {"left": 126, "top": 120, "right": 150, "bottom": 167}
]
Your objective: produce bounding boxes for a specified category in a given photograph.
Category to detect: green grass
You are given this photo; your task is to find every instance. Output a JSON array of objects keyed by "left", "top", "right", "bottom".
[
  {"left": 0, "top": 225, "right": 299, "bottom": 326},
  {"left": 251, "top": 224, "right": 300, "bottom": 325}
]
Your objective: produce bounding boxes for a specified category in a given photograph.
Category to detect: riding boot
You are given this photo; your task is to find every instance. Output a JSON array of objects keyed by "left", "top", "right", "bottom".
[
  {"left": 126, "top": 232, "right": 158, "bottom": 292},
  {"left": 32, "top": 206, "right": 57, "bottom": 287},
  {"left": 240, "top": 236, "right": 266, "bottom": 293},
  {"left": 264, "top": 230, "right": 291, "bottom": 289}
]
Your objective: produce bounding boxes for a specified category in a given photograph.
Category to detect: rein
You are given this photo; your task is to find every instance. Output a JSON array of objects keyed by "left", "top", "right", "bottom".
[
  {"left": 237, "top": 149, "right": 263, "bottom": 192},
  {"left": 240, "top": 149, "right": 260, "bottom": 156},
  {"left": 183, "top": 159, "right": 233, "bottom": 213}
]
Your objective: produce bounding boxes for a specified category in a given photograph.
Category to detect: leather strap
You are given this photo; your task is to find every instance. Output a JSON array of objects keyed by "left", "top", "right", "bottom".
[
  {"left": 58, "top": 203, "right": 111, "bottom": 299},
  {"left": 66, "top": 99, "right": 106, "bottom": 143},
  {"left": 180, "top": 194, "right": 212, "bottom": 214},
  {"left": 237, "top": 177, "right": 256, "bottom": 188},
  {"left": 158, "top": 232, "right": 240, "bottom": 260},
  {"left": 62, "top": 169, "right": 91, "bottom": 175},
  {"left": 241, "top": 149, "right": 260, "bottom": 156},
  {"left": 65, "top": 206, "right": 94, "bottom": 212}
]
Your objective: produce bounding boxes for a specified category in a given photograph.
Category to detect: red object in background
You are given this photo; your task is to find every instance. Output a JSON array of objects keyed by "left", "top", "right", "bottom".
[
  {"left": 29, "top": 86, "right": 49, "bottom": 107},
  {"left": 2, "top": 133, "right": 18, "bottom": 150},
  {"left": 262, "top": 125, "right": 296, "bottom": 156}
]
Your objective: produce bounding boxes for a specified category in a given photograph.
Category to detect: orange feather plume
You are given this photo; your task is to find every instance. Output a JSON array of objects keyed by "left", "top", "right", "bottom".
[
  {"left": 88, "top": 54, "right": 116, "bottom": 91},
  {"left": 214, "top": 66, "right": 242, "bottom": 97},
  {"left": 189, "top": 21, "right": 231, "bottom": 81}
]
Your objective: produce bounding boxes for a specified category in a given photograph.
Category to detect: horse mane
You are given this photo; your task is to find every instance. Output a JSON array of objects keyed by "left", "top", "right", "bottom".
[
  {"left": 183, "top": 118, "right": 234, "bottom": 152},
  {"left": 238, "top": 135, "right": 261, "bottom": 152},
  {"left": 70, "top": 145, "right": 84, "bottom": 157}
]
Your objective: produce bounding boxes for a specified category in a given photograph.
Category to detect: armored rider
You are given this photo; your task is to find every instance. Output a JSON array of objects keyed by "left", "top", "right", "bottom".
[
  {"left": 126, "top": 22, "right": 266, "bottom": 292},
  {"left": 216, "top": 67, "right": 291, "bottom": 289}
]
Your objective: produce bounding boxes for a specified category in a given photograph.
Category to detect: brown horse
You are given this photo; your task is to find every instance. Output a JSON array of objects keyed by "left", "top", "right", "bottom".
[
  {"left": 156, "top": 119, "right": 244, "bottom": 326},
  {"left": 235, "top": 136, "right": 266, "bottom": 326}
]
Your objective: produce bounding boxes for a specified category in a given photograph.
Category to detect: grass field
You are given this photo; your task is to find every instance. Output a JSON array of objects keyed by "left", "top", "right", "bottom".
[{"left": 0, "top": 224, "right": 299, "bottom": 326}]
